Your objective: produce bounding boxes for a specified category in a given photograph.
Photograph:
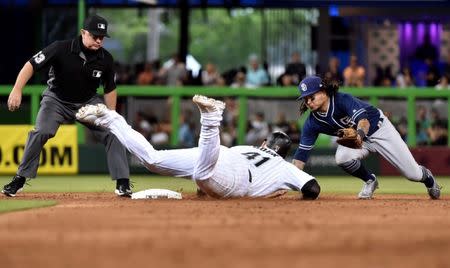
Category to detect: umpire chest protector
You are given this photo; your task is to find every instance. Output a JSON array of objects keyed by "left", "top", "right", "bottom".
[{"left": 29, "top": 36, "right": 116, "bottom": 103}]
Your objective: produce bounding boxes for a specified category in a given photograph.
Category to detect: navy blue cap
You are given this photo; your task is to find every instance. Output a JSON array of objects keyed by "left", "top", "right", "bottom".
[{"left": 297, "top": 76, "right": 323, "bottom": 100}]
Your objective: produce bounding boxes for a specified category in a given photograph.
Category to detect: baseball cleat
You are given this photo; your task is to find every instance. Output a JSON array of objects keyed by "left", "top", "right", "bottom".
[
  {"left": 358, "top": 175, "right": 378, "bottom": 199},
  {"left": 2, "top": 175, "right": 26, "bottom": 197},
  {"left": 425, "top": 169, "right": 441, "bottom": 200},
  {"left": 115, "top": 178, "right": 132, "bottom": 197},
  {"left": 192, "top": 95, "right": 225, "bottom": 114},
  {"left": 76, "top": 103, "right": 108, "bottom": 125}
]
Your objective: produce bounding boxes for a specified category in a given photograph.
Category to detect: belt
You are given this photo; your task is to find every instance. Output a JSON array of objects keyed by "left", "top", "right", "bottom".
[
  {"left": 370, "top": 117, "right": 384, "bottom": 136},
  {"left": 376, "top": 117, "right": 384, "bottom": 130},
  {"left": 248, "top": 170, "right": 253, "bottom": 183}
]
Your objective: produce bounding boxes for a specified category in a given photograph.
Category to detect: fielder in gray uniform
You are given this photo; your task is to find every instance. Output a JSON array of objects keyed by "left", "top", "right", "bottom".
[
  {"left": 293, "top": 75, "right": 441, "bottom": 199},
  {"left": 2, "top": 14, "right": 132, "bottom": 197},
  {"left": 76, "top": 95, "right": 321, "bottom": 199}
]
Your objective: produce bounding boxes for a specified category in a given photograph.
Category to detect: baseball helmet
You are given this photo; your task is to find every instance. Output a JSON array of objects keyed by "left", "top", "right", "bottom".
[{"left": 265, "top": 131, "right": 292, "bottom": 158}]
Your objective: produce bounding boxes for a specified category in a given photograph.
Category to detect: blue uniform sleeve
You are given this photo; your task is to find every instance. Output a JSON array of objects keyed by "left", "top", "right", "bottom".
[
  {"left": 28, "top": 41, "right": 61, "bottom": 72},
  {"left": 294, "top": 117, "right": 319, "bottom": 163},
  {"left": 340, "top": 93, "right": 369, "bottom": 124}
]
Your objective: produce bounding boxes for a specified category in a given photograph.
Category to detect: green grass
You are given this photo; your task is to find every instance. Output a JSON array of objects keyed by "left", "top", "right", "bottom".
[
  {"left": 0, "top": 175, "right": 198, "bottom": 194},
  {"left": 0, "top": 175, "right": 448, "bottom": 195},
  {"left": 0, "top": 200, "right": 57, "bottom": 213}
]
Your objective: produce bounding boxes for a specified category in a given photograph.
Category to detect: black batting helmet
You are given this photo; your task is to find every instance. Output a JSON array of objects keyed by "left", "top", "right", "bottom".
[{"left": 265, "top": 131, "right": 292, "bottom": 158}]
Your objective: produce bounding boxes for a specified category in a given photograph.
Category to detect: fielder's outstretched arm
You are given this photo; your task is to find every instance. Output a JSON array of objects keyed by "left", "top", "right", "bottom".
[{"left": 293, "top": 159, "right": 305, "bottom": 170}]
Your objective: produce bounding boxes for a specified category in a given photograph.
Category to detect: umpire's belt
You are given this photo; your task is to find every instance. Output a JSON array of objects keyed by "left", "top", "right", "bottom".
[{"left": 248, "top": 170, "right": 253, "bottom": 183}]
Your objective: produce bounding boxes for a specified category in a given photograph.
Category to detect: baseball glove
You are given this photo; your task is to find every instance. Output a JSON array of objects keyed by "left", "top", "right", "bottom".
[{"left": 336, "top": 128, "right": 363, "bottom": 149}]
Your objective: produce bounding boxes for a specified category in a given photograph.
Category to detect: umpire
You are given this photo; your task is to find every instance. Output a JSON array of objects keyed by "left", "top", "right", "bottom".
[{"left": 3, "top": 14, "right": 132, "bottom": 197}]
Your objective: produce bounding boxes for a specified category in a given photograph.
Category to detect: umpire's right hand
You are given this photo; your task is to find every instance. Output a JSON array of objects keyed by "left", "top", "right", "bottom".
[{"left": 8, "top": 90, "right": 22, "bottom": 111}]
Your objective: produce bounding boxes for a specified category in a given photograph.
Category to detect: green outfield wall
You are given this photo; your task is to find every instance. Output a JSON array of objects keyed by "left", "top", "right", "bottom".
[{"left": 1, "top": 85, "right": 449, "bottom": 147}]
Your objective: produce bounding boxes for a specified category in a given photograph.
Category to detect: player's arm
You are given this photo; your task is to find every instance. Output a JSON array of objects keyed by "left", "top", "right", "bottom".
[
  {"left": 8, "top": 62, "right": 34, "bottom": 111},
  {"left": 9, "top": 41, "right": 60, "bottom": 112},
  {"left": 292, "top": 119, "right": 318, "bottom": 171},
  {"left": 292, "top": 159, "right": 305, "bottom": 170},
  {"left": 104, "top": 89, "right": 117, "bottom": 110},
  {"left": 356, "top": 118, "right": 370, "bottom": 141}
]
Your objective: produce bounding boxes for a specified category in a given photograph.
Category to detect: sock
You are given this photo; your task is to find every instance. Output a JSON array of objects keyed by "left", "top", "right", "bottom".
[{"left": 338, "top": 160, "right": 374, "bottom": 182}]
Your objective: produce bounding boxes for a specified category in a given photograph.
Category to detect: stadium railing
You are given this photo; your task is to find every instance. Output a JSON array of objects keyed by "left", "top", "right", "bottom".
[{"left": 1, "top": 85, "right": 449, "bottom": 147}]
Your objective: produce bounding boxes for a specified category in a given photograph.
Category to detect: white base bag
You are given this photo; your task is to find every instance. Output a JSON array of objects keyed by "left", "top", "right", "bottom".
[{"left": 131, "top": 189, "right": 182, "bottom": 200}]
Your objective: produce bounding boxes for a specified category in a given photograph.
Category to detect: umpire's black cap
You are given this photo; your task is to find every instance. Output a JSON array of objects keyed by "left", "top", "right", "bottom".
[
  {"left": 297, "top": 75, "right": 323, "bottom": 100},
  {"left": 83, "top": 15, "right": 110, "bottom": 37}
]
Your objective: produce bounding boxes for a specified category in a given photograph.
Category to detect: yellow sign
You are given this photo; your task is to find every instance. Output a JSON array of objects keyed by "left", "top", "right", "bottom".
[{"left": 0, "top": 125, "right": 78, "bottom": 174}]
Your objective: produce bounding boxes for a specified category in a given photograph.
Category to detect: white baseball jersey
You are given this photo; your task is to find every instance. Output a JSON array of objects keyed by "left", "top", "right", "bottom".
[
  {"left": 96, "top": 110, "right": 315, "bottom": 199},
  {"left": 228, "top": 145, "right": 315, "bottom": 197}
]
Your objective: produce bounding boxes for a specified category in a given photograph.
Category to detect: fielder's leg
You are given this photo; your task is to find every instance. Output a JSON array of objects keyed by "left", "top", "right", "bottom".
[
  {"left": 335, "top": 145, "right": 378, "bottom": 199},
  {"left": 370, "top": 117, "right": 441, "bottom": 199}
]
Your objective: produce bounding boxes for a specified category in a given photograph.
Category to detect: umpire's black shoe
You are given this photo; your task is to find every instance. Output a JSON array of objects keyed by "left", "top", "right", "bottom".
[
  {"left": 115, "top": 178, "right": 132, "bottom": 197},
  {"left": 2, "top": 175, "right": 26, "bottom": 197}
]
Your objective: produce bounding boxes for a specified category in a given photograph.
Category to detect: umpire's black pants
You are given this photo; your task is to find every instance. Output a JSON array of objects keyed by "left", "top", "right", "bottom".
[{"left": 16, "top": 90, "right": 130, "bottom": 180}]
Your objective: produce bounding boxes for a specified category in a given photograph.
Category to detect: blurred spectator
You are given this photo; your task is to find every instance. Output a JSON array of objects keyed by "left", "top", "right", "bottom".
[
  {"left": 425, "top": 108, "right": 447, "bottom": 145},
  {"left": 150, "top": 60, "right": 165, "bottom": 85},
  {"left": 279, "top": 52, "right": 306, "bottom": 86},
  {"left": 425, "top": 57, "right": 440, "bottom": 87},
  {"left": 414, "top": 33, "right": 438, "bottom": 62},
  {"left": 150, "top": 121, "right": 170, "bottom": 145},
  {"left": 272, "top": 112, "right": 292, "bottom": 134},
  {"left": 428, "top": 120, "right": 448, "bottom": 146},
  {"left": 133, "top": 111, "right": 153, "bottom": 140},
  {"left": 323, "top": 57, "right": 343, "bottom": 83},
  {"left": 230, "top": 71, "right": 247, "bottom": 88},
  {"left": 373, "top": 65, "right": 394, "bottom": 86},
  {"left": 245, "top": 111, "right": 269, "bottom": 145},
  {"left": 221, "top": 118, "right": 237, "bottom": 147},
  {"left": 223, "top": 97, "right": 239, "bottom": 125},
  {"left": 442, "top": 53, "right": 450, "bottom": 79},
  {"left": 416, "top": 105, "right": 431, "bottom": 146},
  {"left": 395, "top": 116, "right": 408, "bottom": 141},
  {"left": 396, "top": 67, "right": 415, "bottom": 88},
  {"left": 160, "top": 54, "right": 188, "bottom": 86},
  {"left": 343, "top": 55, "right": 365, "bottom": 87},
  {"left": 201, "top": 62, "right": 224, "bottom": 86},
  {"left": 178, "top": 110, "right": 196, "bottom": 147},
  {"left": 245, "top": 54, "right": 269, "bottom": 88},
  {"left": 136, "top": 62, "right": 155, "bottom": 85},
  {"left": 277, "top": 73, "right": 293, "bottom": 86},
  {"left": 435, "top": 75, "right": 450, "bottom": 90},
  {"left": 285, "top": 52, "right": 306, "bottom": 83},
  {"left": 115, "top": 63, "right": 134, "bottom": 84}
]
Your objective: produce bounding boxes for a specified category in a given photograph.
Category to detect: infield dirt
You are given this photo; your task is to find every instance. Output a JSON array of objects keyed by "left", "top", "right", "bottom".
[{"left": 0, "top": 193, "right": 449, "bottom": 268}]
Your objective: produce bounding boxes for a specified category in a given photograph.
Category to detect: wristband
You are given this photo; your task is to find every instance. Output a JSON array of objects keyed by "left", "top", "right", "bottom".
[{"left": 357, "top": 129, "right": 366, "bottom": 140}]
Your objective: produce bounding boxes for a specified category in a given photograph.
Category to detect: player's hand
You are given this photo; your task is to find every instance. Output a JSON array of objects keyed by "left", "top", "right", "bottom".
[{"left": 7, "top": 90, "right": 22, "bottom": 111}]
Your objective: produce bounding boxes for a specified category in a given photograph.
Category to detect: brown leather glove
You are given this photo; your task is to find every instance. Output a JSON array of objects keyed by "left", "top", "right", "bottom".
[{"left": 336, "top": 128, "right": 363, "bottom": 149}]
